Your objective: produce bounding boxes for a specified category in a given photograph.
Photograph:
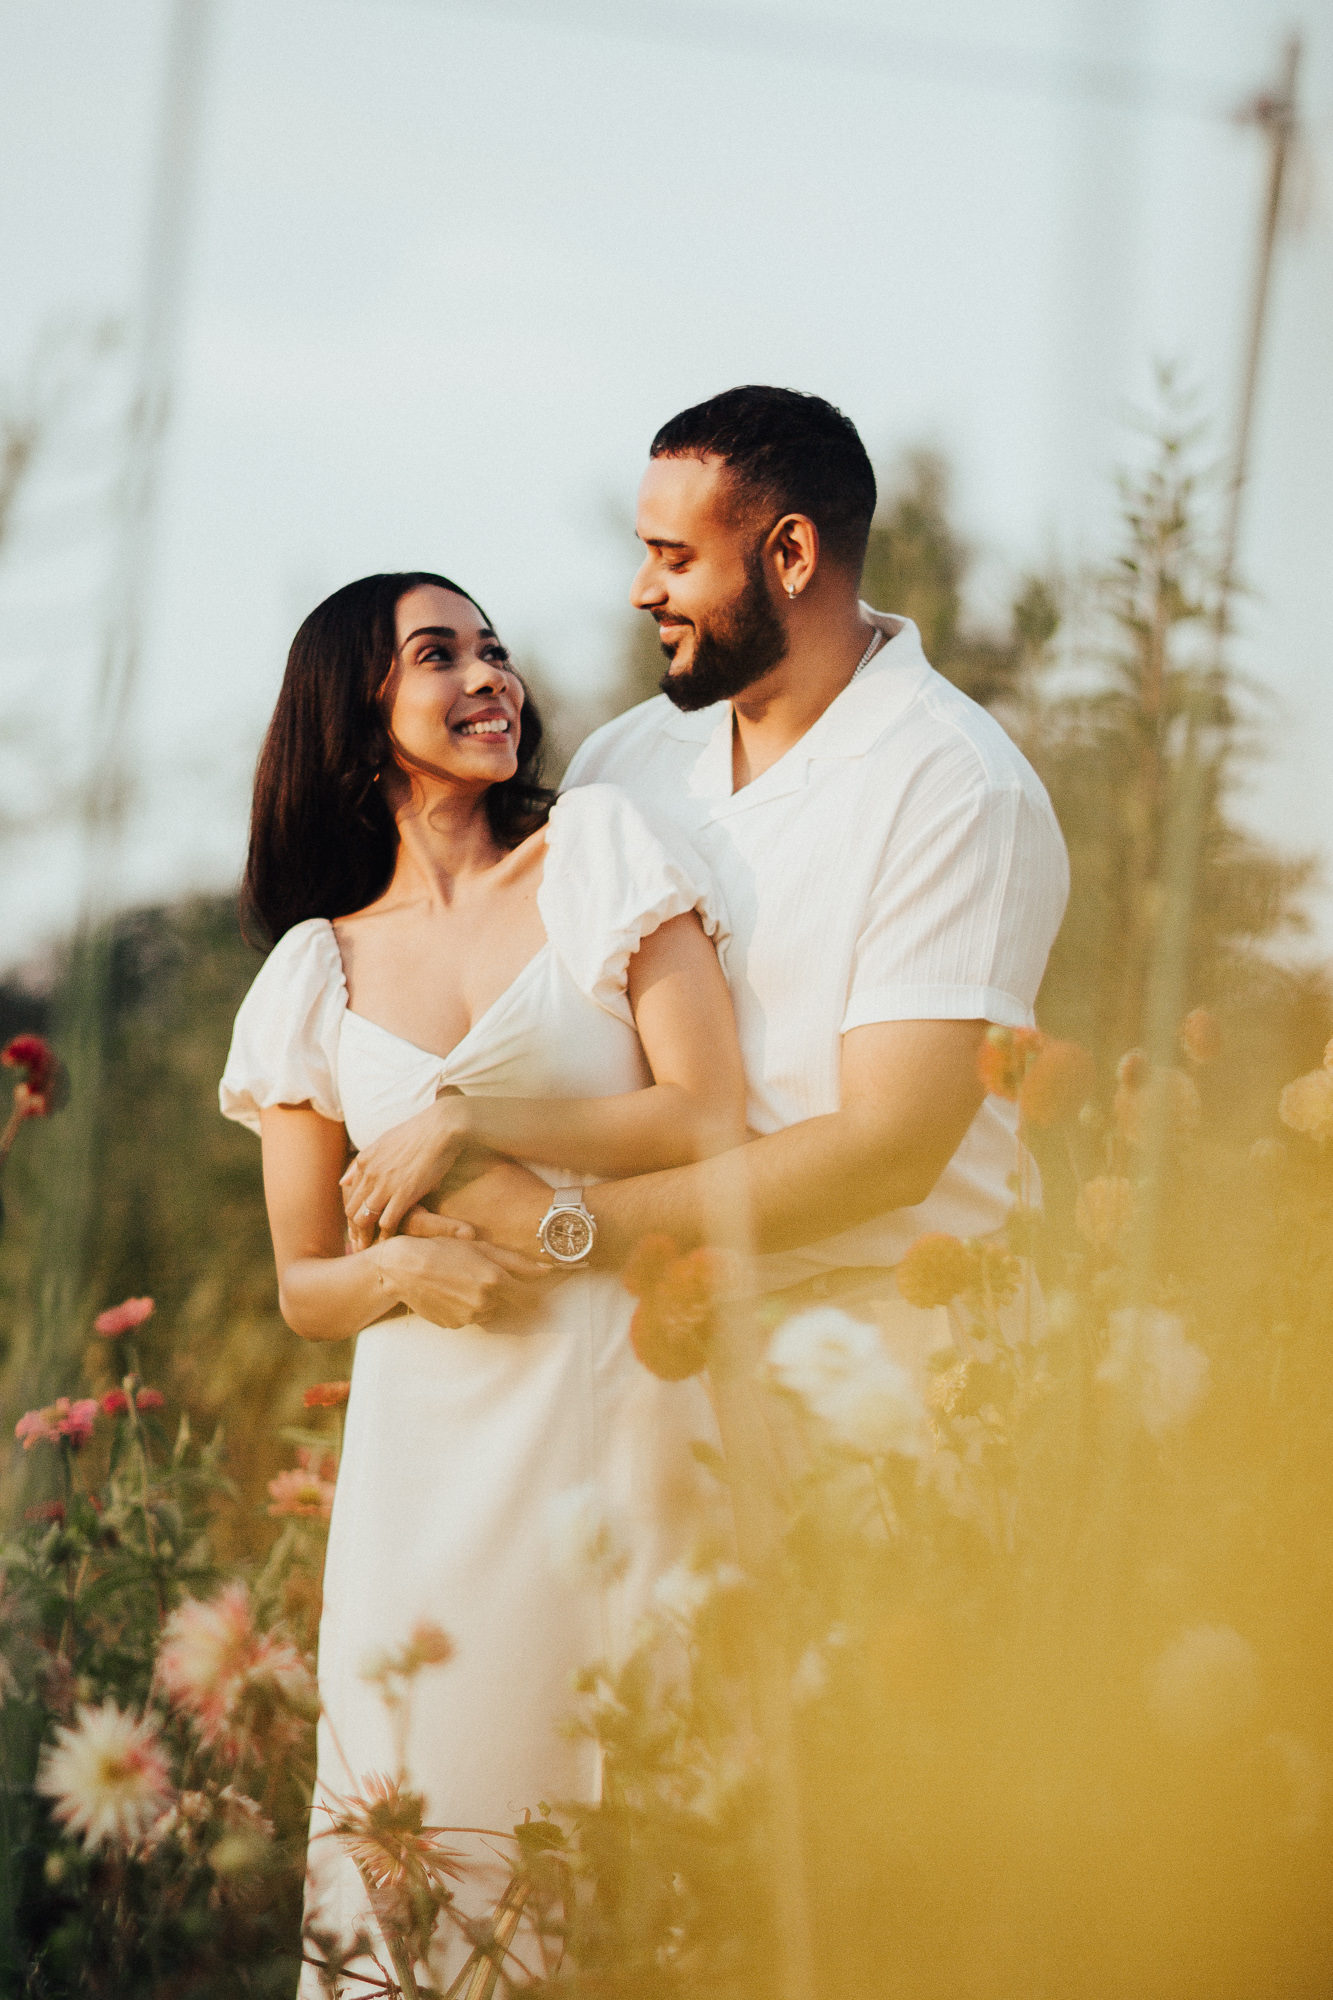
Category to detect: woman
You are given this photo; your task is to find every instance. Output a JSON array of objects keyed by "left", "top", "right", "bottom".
[{"left": 219, "top": 572, "right": 746, "bottom": 1988}]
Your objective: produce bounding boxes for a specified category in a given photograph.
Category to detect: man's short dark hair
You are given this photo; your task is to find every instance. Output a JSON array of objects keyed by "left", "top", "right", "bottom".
[{"left": 650, "top": 386, "right": 877, "bottom": 571}]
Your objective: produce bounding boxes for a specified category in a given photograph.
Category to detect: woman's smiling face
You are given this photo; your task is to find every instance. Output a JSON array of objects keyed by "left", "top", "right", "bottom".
[{"left": 381, "top": 583, "right": 525, "bottom": 788}]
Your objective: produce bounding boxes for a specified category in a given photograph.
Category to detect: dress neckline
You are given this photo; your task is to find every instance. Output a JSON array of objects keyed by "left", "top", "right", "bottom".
[{"left": 340, "top": 941, "right": 553, "bottom": 1070}]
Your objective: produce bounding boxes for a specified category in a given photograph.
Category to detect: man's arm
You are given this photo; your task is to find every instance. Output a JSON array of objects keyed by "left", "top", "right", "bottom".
[{"left": 428, "top": 1019, "right": 987, "bottom": 1264}]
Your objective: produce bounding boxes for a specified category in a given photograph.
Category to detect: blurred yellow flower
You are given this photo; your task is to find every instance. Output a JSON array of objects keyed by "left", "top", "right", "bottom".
[{"left": 1074, "top": 1176, "right": 1137, "bottom": 1249}]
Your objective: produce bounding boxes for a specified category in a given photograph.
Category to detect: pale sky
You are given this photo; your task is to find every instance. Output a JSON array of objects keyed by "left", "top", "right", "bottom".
[{"left": 1, "top": 0, "right": 1330, "bottom": 972}]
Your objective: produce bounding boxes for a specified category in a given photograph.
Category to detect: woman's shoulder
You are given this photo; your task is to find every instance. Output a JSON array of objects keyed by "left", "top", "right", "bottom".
[
  {"left": 219, "top": 918, "right": 347, "bottom": 1133},
  {"left": 538, "top": 785, "right": 728, "bottom": 1025}
]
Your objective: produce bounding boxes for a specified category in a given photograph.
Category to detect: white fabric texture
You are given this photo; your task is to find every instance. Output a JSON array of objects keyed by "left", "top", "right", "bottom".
[
  {"left": 219, "top": 782, "right": 722, "bottom": 1989},
  {"left": 563, "top": 608, "right": 1070, "bottom": 1285}
]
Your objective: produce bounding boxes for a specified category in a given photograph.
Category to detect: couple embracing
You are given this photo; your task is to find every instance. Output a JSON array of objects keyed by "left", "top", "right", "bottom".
[{"left": 220, "top": 384, "right": 1068, "bottom": 1979}]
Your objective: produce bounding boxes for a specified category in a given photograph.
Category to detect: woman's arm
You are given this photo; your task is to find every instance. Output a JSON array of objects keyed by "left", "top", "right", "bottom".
[
  {"left": 261, "top": 1105, "right": 551, "bottom": 1341},
  {"left": 341, "top": 912, "right": 747, "bottom": 1250}
]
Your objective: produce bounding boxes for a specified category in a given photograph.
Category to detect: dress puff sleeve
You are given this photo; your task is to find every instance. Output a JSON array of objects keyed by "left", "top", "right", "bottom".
[
  {"left": 218, "top": 918, "right": 348, "bottom": 1134},
  {"left": 538, "top": 784, "right": 728, "bottom": 1029}
]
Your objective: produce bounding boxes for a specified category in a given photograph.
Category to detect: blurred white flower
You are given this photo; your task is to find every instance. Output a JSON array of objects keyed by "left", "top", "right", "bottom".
[
  {"left": 544, "top": 1483, "right": 630, "bottom": 1588},
  {"left": 651, "top": 1558, "right": 747, "bottom": 1630},
  {"left": 36, "top": 1699, "right": 174, "bottom": 1851},
  {"left": 1098, "top": 1308, "right": 1209, "bottom": 1439},
  {"left": 791, "top": 1646, "right": 828, "bottom": 1704},
  {"left": 1146, "top": 1624, "right": 1259, "bottom": 1743},
  {"left": 1262, "top": 1732, "right": 1325, "bottom": 1840},
  {"left": 765, "top": 1309, "right": 925, "bottom": 1458}
]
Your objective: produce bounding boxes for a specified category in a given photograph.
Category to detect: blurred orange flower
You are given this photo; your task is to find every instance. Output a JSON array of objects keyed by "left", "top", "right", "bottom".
[
  {"left": 1113, "top": 1065, "right": 1201, "bottom": 1149},
  {"left": 1018, "top": 1039, "right": 1096, "bottom": 1126},
  {"left": 977, "top": 1026, "right": 1045, "bottom": 1101},
  {"left": 1179, "top": 1007, "right": 1222, "bottom": 1065}
]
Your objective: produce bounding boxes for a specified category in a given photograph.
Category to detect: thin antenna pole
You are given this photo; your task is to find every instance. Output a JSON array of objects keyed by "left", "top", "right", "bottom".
[
  {"left": 19, "top": 1, "right": 217, "bottom": 1414},
  {"left": 1133, "top": 32, "right": 1301, "bottom": 1278}
]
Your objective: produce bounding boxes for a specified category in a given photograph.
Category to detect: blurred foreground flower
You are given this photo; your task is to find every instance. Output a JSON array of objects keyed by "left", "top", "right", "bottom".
[
  {"left": 15, "top": 1397, "right": 98, "bottom": 1452},
  {"left": 155, "top": 1582, "right": 315, "bottom": 1761},
  {"left": 1278, "top": 1067, "right": 1333, "bottom": 1144},
  {"left": 1097, "top": 1307, "right": 1209, "bottom": 1438},
  {"left": 651, "top": 1557, "right": 748, "bottom": 1631},
  {"left": 766, "top": 1309, "right": 925, "bottom": 1457},
  {"left": 94, "top": 1296, "right": 155, "bottom": 1337},
  {"left": 1146, "top": 1625, "right": 1259, "bottom": 1744},
  {"left": 36, "top": 1700, "right": 174, "bottom": 1851},
  {"left": 895, "top": 1233, "right": 972, "bottom": 1308},
  {"left": 1113, "top": 1063, "right": 1201, "bottom": 1149},
  {"left": 545, "top": 1483, "right": 631, "bottom": 1587},
  {"left": 1179, "top": 1007, "right": 1222, "bottom": 1065},
  {"left": 624, "top": 1238, "right": 741, "bottom": 1381},
  {"left": 323, "top": 1772, "right": 465, "bottom": 1967},
  {"left": 1018, "top": 1038, "right": 1096, "bottom": 1126},
  {"left": 1074, "top": 1176, "right": 1137, "bottom": 1250},
  {"left": 976, "top": 1025, "right": 1045, "bottom": 1101}
]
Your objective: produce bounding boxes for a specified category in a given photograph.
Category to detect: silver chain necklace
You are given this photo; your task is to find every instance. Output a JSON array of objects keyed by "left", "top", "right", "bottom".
[{"left": 850, "top": 625, "right": 884, "bottom": 682}]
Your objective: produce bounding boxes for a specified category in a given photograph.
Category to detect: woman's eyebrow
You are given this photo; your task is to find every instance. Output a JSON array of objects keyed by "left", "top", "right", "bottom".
[{"left": 401, "top": 624, "right": 501, "bottom": 647}]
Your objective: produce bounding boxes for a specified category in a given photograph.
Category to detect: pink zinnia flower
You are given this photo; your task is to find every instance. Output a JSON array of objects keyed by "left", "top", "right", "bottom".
[
  {"left": 266, "top": 1467, "right": 336, "bottom": 1521},
  {"left": 100, "top": 1390, "right": 129, "bottom": 1416},
  {"left": 136, "top": 1388, "right": 164, "bottom": 1412},
  {"left": 93, "top": 1297, "right": 155, "bottom": 1338},
  {"left": 155, "top": 1582, "right": 315, "bottom": 1762},
  {"left": 36, "top": 1700, "right": 174, "bottom": 1851},
  {"left": 15, "top": 1397, "right": 99, "bottom": 1452}
]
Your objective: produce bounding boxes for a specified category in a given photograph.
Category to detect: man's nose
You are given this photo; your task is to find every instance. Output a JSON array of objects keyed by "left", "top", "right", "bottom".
[{"left": 630, "top": 556, "right": 665, "bottom": 610}]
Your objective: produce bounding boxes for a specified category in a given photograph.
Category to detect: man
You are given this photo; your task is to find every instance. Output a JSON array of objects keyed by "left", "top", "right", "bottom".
[{"left": 435, "top": 385, "right": 1068, "bottom": 1360}]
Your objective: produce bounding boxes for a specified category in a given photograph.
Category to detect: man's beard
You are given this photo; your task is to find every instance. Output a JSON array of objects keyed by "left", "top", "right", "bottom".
[{"left": 657, "top": 552, "right": 788, "bottom": 712}]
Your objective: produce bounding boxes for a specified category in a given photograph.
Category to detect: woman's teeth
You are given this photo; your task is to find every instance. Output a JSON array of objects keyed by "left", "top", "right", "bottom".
[{"left": 457, "top": 718, "right": 509, "bottom": 737}]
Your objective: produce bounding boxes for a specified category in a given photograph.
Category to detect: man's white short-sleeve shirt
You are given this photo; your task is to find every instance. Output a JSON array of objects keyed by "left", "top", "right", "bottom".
[{"left": 563, "top": 610, "right": 1070, "bottom": 1282}]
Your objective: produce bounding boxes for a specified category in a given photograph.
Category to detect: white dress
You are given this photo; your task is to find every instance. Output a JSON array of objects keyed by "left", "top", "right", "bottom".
[{"left": 219, "top": 785, "right": 726, "bottom": 1988}]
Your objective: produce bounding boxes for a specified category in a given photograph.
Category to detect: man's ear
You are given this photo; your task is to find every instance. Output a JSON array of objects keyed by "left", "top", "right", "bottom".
[{"left": 767, "top": 514, "right": 820, "bottom": 600}]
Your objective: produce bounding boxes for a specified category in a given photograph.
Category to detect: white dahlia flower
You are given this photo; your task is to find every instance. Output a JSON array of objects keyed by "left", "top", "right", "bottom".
[{"left": 36, "top": 1699, "right": 174, "bottom": 1851}]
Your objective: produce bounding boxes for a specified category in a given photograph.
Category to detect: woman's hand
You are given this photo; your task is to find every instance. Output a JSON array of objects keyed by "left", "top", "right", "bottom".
[
  {"left": 376, "top": 1225, "right": 552, "bottom": 1330},
  {"left": 342, "top": 1095, "right": 472, "bottom": 1250}
]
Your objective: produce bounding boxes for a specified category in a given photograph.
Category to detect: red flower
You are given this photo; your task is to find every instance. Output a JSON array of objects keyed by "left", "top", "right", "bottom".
[
  {"left": 26, "top": 1501, "right": 66, "bottom": 1526},
  {"left": 136, "top": 1389, "right": 164, "bottom": 1412},
  {"left": 895, "top": 1233, "right": 974, "bottom": 1309},
  {"left": 2, "top": 1035, "right": 66, "bottom": 1115},
  {"left": 976, "top": 1026, "right": 1045, "bottom": 1101},
  {"left": 1018, "top": 1039, "right": 1097, "bottom": 1127},
  {"left": 302, "top": 1380, "right": 351, "bottom": 1409},
  {"left": 100, "top": 1390, "right": 129, "bottom": 1416},
  {"left": 93, "top": 1298, "right": 155, "bottom": 1338}
]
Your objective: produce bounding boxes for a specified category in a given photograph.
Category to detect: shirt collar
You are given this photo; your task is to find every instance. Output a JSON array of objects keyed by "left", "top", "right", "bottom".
[{"left": 668, "top": 609, "right": 932, "bottom": 813}]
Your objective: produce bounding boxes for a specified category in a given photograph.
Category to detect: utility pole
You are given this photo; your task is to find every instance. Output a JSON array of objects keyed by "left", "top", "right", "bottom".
[{"left": 1133, "top": 32, "right": 1302, "bottom": 1280}]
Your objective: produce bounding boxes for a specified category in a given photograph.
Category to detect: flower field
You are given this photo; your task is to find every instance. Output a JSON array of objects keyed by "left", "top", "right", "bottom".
[{"left": 2, "top": 407, "right": 1332, "bottom": 1995}]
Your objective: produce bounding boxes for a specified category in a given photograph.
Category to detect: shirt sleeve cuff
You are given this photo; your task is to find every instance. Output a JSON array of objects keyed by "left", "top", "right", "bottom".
[{"left": 840, "top": 985, "right": 1035, "bottom": 1032}]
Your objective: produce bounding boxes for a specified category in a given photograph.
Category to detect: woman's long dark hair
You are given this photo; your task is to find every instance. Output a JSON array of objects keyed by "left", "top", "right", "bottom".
[{"left": 242, "top": 571, "right": 553, "bottom": 947}]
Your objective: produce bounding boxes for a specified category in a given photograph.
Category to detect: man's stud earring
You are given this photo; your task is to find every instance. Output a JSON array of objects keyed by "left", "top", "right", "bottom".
[{"left": 786, "top": 584, "right": 797, "bottom": 599}]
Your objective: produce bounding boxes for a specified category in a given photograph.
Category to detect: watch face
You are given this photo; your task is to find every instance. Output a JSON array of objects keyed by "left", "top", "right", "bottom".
[{"left": 543, "top": 1208, "right": 595, "bottom": 1263}]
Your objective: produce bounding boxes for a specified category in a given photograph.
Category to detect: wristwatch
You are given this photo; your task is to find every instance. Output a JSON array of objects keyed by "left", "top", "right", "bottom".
[{"left": 537, "top": 1187, "right": 597, "bottom": 1266}]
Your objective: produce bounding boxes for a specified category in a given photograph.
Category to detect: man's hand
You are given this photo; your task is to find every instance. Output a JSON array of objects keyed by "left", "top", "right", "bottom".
[
  {"left": 409, "top": 1159, "right": 555, "bottom": 1259},
  {"left": 391, "top": 1214, "right": 553, "bottom": 1325}
]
